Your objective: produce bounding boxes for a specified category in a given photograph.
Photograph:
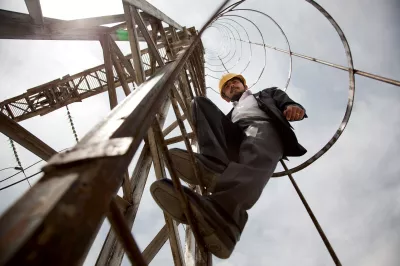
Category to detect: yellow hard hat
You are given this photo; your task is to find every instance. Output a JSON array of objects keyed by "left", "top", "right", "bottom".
[{"left": 219, "top": 73, "right": 246, "bottom": 94}]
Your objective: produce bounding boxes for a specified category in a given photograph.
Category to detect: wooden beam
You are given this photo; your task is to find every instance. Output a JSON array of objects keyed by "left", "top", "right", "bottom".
[
  {"left": 107, "top": 199, "right": 148, "bottom": 265},
  {"left": 148, "top": 120, "right": 185, "bottom": 266},
  {"left": 0, "top": 10, "right": 135, "bottom": 41},
  {"left": 123, "top": 3, "right": 146, "bottom": 84},
  {"left": 149, "top": 22, "right": 159, "bottom": 74},
  {"left": 131, "top": 7, "right": 164, "bottom": 67},
  {"left": 162, "top": 115, "right": 186, "bottom": 137},
  {"left": 111, "top": 48, "right": 132, "bottom": 96},
  {"left": 0, "top": 113, "right": 56, "bottom": 161},
  {"left": 24, "top": 0, "right": 44, "bottom": 25},
  {"left": 164, "top": 132, "right": 195, "bottom": 145},
  {"left": 158, "top": 20, "right": 175, "bottom": 60},
  {"left": 109, "top": 37, "right": 136, "bottom": 79},
  {"left": 123, "top": 0, "right": 183, "bottom": 30},
  {"left": 142, "top": 225, "right": 169, "bottom": 264},
  {"left": 114, "top": 195, "right": 131, "bottom": 213},
  {"left": 48, "top": 14, "right": 126, "bottom": 30},
  {"left": 100, "top": 35, "right": 118, "bottom": 109}
]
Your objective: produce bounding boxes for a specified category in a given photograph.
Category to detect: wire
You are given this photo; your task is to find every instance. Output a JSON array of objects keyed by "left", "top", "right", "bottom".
[
  {"left": 0, "top": 171, "right": 42, "bottom": 191},
  {"left": 66, "top": 105, "right": 79, "bottom": 143},
  {"left": 0, "top": 147, "right": 69, "bottom": 184},
  {"left": 206, "top": 86, "right": 221, "bottom": 96},
  {"left": 8, "top": 138, "right": 30, "bottom": 187}
]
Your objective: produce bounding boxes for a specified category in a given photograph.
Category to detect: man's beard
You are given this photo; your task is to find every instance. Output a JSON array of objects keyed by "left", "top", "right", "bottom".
[{"left": 230, "top": 91, "right": 244, "bottom": 102}]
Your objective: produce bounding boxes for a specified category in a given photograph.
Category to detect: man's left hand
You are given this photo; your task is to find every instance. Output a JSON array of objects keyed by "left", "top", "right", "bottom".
[{"left": 283, "top": 105, "right": 305, "bottom": 121}]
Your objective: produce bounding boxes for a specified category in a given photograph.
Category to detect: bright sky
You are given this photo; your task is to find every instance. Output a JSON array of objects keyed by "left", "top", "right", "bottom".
[{"left": 0, "top": 0, "right": 399, "bottom": 265}]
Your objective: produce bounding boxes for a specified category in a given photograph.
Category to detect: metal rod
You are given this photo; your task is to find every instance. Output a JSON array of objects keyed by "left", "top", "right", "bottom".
[
  {"left": 280, "top": 160, "right": 342, "bottom": 266},
  {"left": 218, "top": 55, "right": 228, "bottom": 73},
  {"left": 238, "top": 39, "right": 400, "bottom": 87}
]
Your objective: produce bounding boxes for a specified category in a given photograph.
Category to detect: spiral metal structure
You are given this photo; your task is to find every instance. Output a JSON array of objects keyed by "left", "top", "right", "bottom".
[{"left": 202, "top": 0, "right": 355, "bottom": 180}]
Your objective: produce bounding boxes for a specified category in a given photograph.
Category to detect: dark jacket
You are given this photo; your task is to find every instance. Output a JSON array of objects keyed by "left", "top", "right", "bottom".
[{"left": 226, "top": 87, "right": 307, "bottom": 157}]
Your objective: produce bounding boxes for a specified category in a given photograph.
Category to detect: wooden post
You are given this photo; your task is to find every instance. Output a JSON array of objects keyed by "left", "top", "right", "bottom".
[
  {"left": 100, "top": 34, "right": 117, "bottom": 109},
  {"left": 123, "top": 3, "right": 145, "bottom": 84}
]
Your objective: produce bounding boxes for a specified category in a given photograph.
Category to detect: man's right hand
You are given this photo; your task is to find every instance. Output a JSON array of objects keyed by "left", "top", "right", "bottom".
[{"left": 283, "top": 105, "right": 305, "bottom": 121}]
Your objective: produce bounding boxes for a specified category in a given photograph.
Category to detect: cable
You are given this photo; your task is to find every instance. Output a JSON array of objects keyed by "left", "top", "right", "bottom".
[
  {"left": 8, "top": 138, "right": 30, "bottom": 187},
  {"left": 0, "top": 147, "right": 69, "bottom": 184},
  {"left": 0, "top": 171, "right": 42, "bottom": 191},
  {"left": 66, "top": 105, "right": 79, "bottom": 143},
  {"left": 206, "top": 86, "right": 221, "bottom": 96}
]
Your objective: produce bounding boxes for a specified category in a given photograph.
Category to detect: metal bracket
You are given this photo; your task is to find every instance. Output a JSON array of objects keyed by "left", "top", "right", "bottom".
[{"left": 43, "top": 137, "right": 133, "bottom": 171}]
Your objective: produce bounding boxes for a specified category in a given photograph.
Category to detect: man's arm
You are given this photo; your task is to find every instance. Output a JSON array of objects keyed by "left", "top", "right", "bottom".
[{"left": 264, "top": 87, "right": 308, "bottom": 121}]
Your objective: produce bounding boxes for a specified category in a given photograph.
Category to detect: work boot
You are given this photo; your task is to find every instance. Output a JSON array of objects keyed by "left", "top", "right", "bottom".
[
  {"left": 169, "top": 148, "right": 221, "bottom": 191},
  {"left": 150, "top": 179, "right": 240, "bottom": 259}
]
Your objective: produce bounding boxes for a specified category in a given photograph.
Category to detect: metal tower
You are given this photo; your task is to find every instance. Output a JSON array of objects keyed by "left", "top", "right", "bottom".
[{"left": 0, "top": 1, "right": 399, "bottom": 266}]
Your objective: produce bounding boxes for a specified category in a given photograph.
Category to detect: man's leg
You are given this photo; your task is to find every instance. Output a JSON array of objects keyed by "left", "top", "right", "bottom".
[
  {"left": 191, "top": 96, "right": 244, "bottom": 168},
  {"left": 209, "top": 121, "right": 284, "bottom": 232},
  {"left": 168, "top": 96, "right": 245, "bottom": 188}
]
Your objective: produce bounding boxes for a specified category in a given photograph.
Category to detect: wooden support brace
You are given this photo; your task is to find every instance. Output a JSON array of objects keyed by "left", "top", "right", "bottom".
[
  {"left": 24, "top": 0, "right": 44, "bottom": 25},
  {"left": 100, "top": 35, "right": 118, "bottom": 109},
  {"left": 123, "top": 0, "right": 183, "bottom": 31},
  {"left": 109, "top": 36, "right": 136, "bottom": 79},
  {"left": 114, "top": 195, "right": 132, "bottom": 213},
  {"left": 164, "top": 132, "right": 195, "bottom": 146},
  {"left": 111, "top": 47, "right": 132, "bottom": 96},
  {"left": 131, "top": 7, "right": 164, "bottom": 66},
  {"left": 142, "top": 225, "right": 169, "bottom": 264},
  {"left": 123, "top": 3, "right": 146, "bottom": 84},
  {"left": 151, "top": 118, "right": 208, "bottom": 257},
  {"left": 107, "top": 199, "right": 148, "bottom": 266},
  {"left": 158, "top": 20, "right": 175, "bottom": 60},
  {"left": 148, "top": 121, "right": 185, "bottom": 266},
  {"left": 0, "top": 113, "right": 56, "bottom": 161},
  {"left": 163, "top": 114, "right": 186, "bottom": 137}
]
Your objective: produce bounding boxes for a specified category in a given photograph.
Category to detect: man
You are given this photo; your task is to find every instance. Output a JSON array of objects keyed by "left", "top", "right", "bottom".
[{"left": 150, "top": 73, "right": 307, "bottom": 259}]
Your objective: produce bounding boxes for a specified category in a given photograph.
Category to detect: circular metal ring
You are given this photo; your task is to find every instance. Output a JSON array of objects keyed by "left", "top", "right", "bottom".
[{"left": 203, "top": 0, "right": 356, "bottom": 178}]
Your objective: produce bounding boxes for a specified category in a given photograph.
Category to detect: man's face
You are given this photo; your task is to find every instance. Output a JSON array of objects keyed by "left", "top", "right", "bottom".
[{"left": 221, "top": 78, "right": 248, "bottom": 102}]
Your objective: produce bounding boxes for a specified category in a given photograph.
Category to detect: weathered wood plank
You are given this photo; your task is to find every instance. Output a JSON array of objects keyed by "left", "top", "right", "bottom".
[
  {"left": 0, "top": 113, "right": 56, "bottom": 161},
  {"left": 142, "top": 225, "right": 168, "bottom": 264},
  {"left": 123, "top": 3, "right": 146, "bottom": 84},
  {"left": 48, "top": 14, "right": 126, "bottom": 30},
  {"left": 24, "top": 0, "right": 44, "bottom": 25},
  {"left": 123, "top": 0, "right": 183, "bottom": 30},
  {"left": 100, "top": 35, "right": 118, "bottom": 109},
  {"left": 132, "top": 7, "right": 164, "bottom": 66}
]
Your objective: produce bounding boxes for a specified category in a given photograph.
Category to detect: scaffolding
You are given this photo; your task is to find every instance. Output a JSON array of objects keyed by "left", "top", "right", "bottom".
[{"left": 0, "top": 0, "right": 399, "bottom": 266}]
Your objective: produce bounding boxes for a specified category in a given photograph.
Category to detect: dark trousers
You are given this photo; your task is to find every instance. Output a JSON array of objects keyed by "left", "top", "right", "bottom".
[{"left": 192, "top": 97, "right": 284, "bottom": 232}]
